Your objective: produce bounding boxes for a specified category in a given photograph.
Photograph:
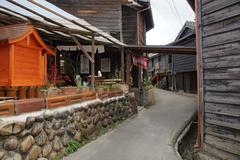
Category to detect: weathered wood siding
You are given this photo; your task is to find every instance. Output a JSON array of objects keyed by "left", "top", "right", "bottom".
[
  {"left": 200, "top": 0, "right": 240, "bottom": 158},
  {"left": 173, "top": 35, "right": 196, "bottom": 73},
  {"left": 48, "top": 0, "right": 122, "bottom": 40},
  {"left": 122, "top": 6, "right": 137, "bottom": 44}
]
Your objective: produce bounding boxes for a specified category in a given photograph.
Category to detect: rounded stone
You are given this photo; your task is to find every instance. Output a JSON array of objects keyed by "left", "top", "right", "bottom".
[
  {"left": 25, "top": 117, "right": 36, "bottom": 129},
  {"left": 0, "top": 149, "right": 5, "bottom": 159},
  {"left": 20, "top": 135, "right": 35, "bottom": 153},
  {"left": 62, "top": 134, "right": 70, "bottom": 146},
  {"left": 25, "top": 145, "right": 41, "bottom": 160},
  {"left": 13, "top": 122, "right": 25, "bottom": 134},
  {"left": 55, "top": 128, "right": 65, "bottom": 136},
  {"left": 35, "top": 130, "right": 48, "bottom": 146},
  {"left": 66, "top": 124, "right": 76, "bottom": 136},
  {"left": 32, "top": 123, "right": 44, "bottom": 136},
  {"left": 0, "top": 123, "right": 13, "bottom": 136},
  {"left": 4, "top": 136, "right": 18, "bottom": 150},
  {"left": 42, "top": 144, "right": 52, "bottom": 157},
  {"left": 74, "top": 132, "right": 81, "bottom": 142},
  {"left": 13, "top": 153, "right": 22, "bottom": 160},
  {"left": 52, "top": 121, "right": 62, "bottom": 130},
  {"left": 52, "top": 136, "right": 63, "bottom": 152},
  {"left": 3, "top": 151, "right": 22, "bottom": 160},
  {"left": 35, "top": 115, "right": 44, "bottom": 122},
  {"left": 48, "top": 131, "right": 55, "bottom": 141},
  {"left": 48, "top": 151, "right": 57, "bottom": 160}
]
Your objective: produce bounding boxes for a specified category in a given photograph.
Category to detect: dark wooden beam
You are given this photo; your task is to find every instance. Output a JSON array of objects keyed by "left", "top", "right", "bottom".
[
  {"left": 70, "top": 34, "right": 95, "bottom": 63},
  {"left": 91, "top": 35, "right": 95, "bottom": 88},
  {"left": 126, "top": 45, "right": 196, "bottom": 55}
]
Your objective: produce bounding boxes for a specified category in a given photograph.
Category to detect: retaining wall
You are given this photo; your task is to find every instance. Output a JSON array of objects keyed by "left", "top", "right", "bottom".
[{"left": 0, "top": 96, "right": 136, "bottom": 160}]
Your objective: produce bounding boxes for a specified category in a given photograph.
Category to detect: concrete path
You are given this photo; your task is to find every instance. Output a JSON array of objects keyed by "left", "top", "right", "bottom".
[{"left": 64, "top": 89, "right": 196, "bottom": 160}]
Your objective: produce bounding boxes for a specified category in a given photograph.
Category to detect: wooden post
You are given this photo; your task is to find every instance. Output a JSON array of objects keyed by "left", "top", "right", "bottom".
[
  {"left": 126, "top": 53, "right": 131, "bottom": 87},
  {"left": 91, "top": 35, "right": 95, "bottom": 89},
  {"left": 121, "top": 47, "right": 125, "bottom": 82}
]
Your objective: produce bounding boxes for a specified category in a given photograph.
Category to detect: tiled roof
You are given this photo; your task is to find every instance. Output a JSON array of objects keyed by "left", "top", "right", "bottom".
[{"left": 0, "top": 23, "right": 30, "bottom": 41}]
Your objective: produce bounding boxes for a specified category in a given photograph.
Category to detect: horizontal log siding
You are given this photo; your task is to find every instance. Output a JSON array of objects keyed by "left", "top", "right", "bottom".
[
  {"left": 201, "top": 0, "right": 240, "bottom": 158},
  {"left": 122, "top": 6, "right": 137, "bottom": 44},
  {"left": 48, "top": 0, "right": 122, "bottom": 38}
]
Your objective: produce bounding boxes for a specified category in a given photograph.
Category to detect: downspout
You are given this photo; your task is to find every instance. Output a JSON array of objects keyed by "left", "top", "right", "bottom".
[
  {"left": 136, "top": 6, "right": 151, "bottom": 90},
  {"left": 195, "top": 0, "right": 203, "bottom": 148}
]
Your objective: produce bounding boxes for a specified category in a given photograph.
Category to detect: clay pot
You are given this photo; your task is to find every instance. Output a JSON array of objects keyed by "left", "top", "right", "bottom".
[
  {"left": 27, "top": 86, "right": 36, "bottom": 98},
  {"left": 18, "top": 86, "right": 27, "bottom": 99},
  {"left": 0, "top": 87, "right": 5, "bottom": 97},
  {"left": 5, "top": 86, "right": 18, "bottom": 98}
]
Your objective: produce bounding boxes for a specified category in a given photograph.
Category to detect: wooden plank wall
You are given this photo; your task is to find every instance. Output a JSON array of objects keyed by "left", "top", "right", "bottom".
[
  {"left": 47, "top": 0, "right": 122, "bottom": 39},
  {"left": 122, "top": 6, "right": 137, "bottom": 44},
  {"left": 200, "top": 0, "right": 240, "bottom": 158}
]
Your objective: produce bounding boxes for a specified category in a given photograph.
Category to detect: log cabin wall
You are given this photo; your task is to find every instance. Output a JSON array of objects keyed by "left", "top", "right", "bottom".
[
  {"left": 47, "top": 0, "right": 123, "bottom": 40},
  {"left": 199, "top": 0, "right": 240, "bottom": 158},
  {"left": 122, "top": 6, "right": 137, "bottom": 45}
]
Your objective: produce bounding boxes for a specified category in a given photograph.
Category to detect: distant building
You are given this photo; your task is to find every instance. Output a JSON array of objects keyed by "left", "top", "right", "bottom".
[
  {"left": 148, "top": 21, "right": 196, "bottom": 93},
  {"left": 171, "top": 21, "right": 197, "bottom": 93}
]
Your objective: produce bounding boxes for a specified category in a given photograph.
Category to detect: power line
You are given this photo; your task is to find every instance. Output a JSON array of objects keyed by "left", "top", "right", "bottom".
[
  {"left": 163, "top": 0, "right": 183, "bottom": 26},
  {"left": 171, "top": 0, "right": 183, "bottom": 26}
]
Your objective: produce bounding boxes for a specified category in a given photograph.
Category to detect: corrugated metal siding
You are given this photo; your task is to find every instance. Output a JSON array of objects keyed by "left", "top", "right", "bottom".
[{"left": 201, "top": 0, "right": 240, "bottom": 158}]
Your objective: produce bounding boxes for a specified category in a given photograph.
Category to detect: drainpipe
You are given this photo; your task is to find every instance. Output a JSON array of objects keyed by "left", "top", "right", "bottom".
[{"left": 195, "top": 0, "right": 203, "bottom": 148}]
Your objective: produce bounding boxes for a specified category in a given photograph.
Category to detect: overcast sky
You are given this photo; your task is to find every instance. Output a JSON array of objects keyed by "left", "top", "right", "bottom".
[{"left": 146, "top": 0, "right": 195, "bottom": 45}]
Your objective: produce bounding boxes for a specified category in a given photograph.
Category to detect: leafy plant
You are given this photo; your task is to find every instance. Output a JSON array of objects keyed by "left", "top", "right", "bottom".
[{"left": 65, "top": 140, "right": 80, "bottom": 154}]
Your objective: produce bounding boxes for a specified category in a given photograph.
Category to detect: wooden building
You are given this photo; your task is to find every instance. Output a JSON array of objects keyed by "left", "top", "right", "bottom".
[
  {"left": 0, "top": 24, "right": 55, "bottom": 87},
  {"left": 171, "top": 21, "right": 197, "bottom": 93},
  {"left": 187, "top": 0, "right": 240, "bottom": 159},
  {"left": 47, "top": 0, "right": 154, "bottom": 87},
  {"left": 147, "top": 21, "right": 196, "bottom": 93}
]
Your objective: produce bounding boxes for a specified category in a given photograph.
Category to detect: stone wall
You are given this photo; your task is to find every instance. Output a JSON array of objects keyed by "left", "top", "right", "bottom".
[{"left": 0, "top": 96, "right": 136, "bottom": 160}]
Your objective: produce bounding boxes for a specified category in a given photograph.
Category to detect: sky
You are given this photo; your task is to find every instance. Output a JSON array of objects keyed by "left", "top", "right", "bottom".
[{"left": 146, "top": 0, "right": 195, "bottom": 45}]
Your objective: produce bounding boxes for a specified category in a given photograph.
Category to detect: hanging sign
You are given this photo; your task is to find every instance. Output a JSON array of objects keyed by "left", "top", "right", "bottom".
[{"left": 132, "top": 54, "right": 148, "bottom": 70}]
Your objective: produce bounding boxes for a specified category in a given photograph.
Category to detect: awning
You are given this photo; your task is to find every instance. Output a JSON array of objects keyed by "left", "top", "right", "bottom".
[
  {"left": 126, "top": 45, "right": 196, "bottom": 55},
  {"left": 0, "top": 0, "right": 125, "bottom": 47}
]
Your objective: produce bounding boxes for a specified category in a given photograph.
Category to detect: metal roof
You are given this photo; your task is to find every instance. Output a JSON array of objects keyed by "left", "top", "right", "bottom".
[{"left": 0, "top": 0, "right": 125, "bottom": 47}]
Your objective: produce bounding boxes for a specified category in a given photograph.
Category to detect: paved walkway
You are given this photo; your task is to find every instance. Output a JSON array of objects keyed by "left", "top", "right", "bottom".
[{"left": 64, "top": 89, "right": 196, "bottom": 160}]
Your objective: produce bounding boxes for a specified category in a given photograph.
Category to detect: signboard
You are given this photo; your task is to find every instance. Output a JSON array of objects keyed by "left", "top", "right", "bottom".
[{"left": 132, "top": 54, "right": 148, "bottom": 70}]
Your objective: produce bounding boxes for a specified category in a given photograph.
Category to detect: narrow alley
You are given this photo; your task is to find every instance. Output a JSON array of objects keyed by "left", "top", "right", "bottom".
[{"left": 64, "top": 89, "right": 196, "bottom": 160}]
